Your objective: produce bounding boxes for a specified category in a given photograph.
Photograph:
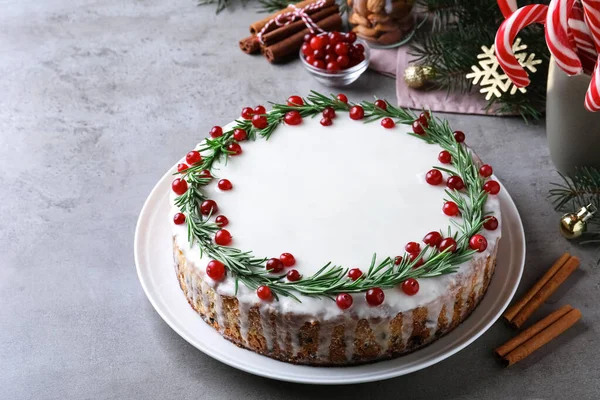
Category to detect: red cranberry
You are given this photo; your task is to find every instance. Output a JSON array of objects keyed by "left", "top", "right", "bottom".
[
  {"left": 374, "top": 99, "right": 387, "bottom": 110},
  {"left": 233, "top": 128, "right": 247, "bottom": 141},
  {"left": 423, "top": 231, "right": 442, "bottom": 247},
  {"left": 312, "top": 59, "right": 325, "bottom": 69},
  {"left": 320, "top": 117, "right": 332, "bottom": 126},
  {"left": 438, "top": 150, "right": 452, "bottom": 164},
  {"left": 381, "top": 117, "right": 395, "bottom": 129},
  {"left": 218, "top": 179, "right": 232, "bottom": 191},
  {"left": 366, "top": 288, "right": 385, "bottom": 306},
  {"left": 439, "top": 237, "right": 457, "bottom": 253},
  {"left": 336, "top": 293, "right": 353, "bottom": 309},
  {"left": 349, "top": 105, "right": 364, "bottom": 120},
  {"left": 186, "top": 150, "right": 202, "bottom": 165},
  {"left": 412, "top": 120, "right": 425, "bottom": 135},
  {"left": 252, "top": 114, "right": 268, "bottom": 129},
  {"left": 257, "top": 286, "right": 272, "bottom": 301},
  {"left": 324, "top": 53, "right": 334, "bottom": 64},
  {"left": 280, "top": 253, "right": 296, "bottom": 267},
  {"left": 199, "top": 169, "right": 212, "bottom": 179},
  {"left": 419, "top": 111, "right": 430, "bottom": 121},
  {"left": 266, "top": 258, "right": 284, "bottom": 273},
  {"left": 254, "top": 105, "right": 266, "bottom": 115},
  {"left": 469, "top": 234, "right": 488, "bottom": 252},
  {"left": 409, "top": 252, "right": 424, "bottom": 267},
  {"left": 326, "top": 61, "right": 341, "bottom": 72},
  {"left": 284, "top": 110, "right": 302, "bottom": 125},
  {"left": 447, "top": 176, "right": 465, "bottom": 191},
  {"left": 173, "top": 213, "right": 186, "bottom": 225},
  {"left": 425, "top": 169, "right": 443, "bottom": 185},
  {"left": 305, "top": 55, "right": 316, "bottom": 64},
  {"left": 334, "top": 42, "right": 349, "bottom": 56},
  {"left": 401, "top": 279, "right": 419, "bottom": 295},
  {"left": 310, "top": 35, "right": 328, "bottom": 50},
  {"left": 241, "top": 107, "right": 253, "bottom": 120},
  {"left": 215, "top": 215, "right": 229, "bottom": 227},
  {"left": 171, "top": 178, "right": 188, "bottom": 195},
  {"left": 214, "top": 229, "right": 232, "bottom": 246},
  {"left": 345, "top": 32, "right": 357, "bottom": 43},
  {"left": 206, "top": 260, "right": 225, "bottom": 281},
  {"left": 301, "top": 43, "right": 312, "bottom": 57},
  {"left": 329, "top": 31, "right": 343, "bottom": 45},
  {"left": 287, "top": 95, "right": 304, "bottom": 106},
  {"left": 394, "top": 256, "right": 403, "bottom": 265},
  {"left": 303, "top": 33, "right": 314, "bottom": 43},
  {"left": 200, "top": 200, "right": 218, "bottom": 215},
  {"left": 405, "top": 241, "right": 421, "bottom": 254},
  {"left": 443, "top": 201, "right": 460, "bottom": 216},
  {"left": 337, "top": 55, "right": 349, "bottom": 68},
  {"left": 483, "top": 180, "right": 501, "bottom": 195},
  {"left": 312, "top": 49, "right": 325, "bottom": 60},
  {"left": 227, "top": 142, "right": 242, "bottom": 155},
  {"left": 348, "top": 268, "right": 363, "bottom": 281},
  {"left": 323, "top": 107, "right": 336, "bottom": 119},
  {"left": 209, "top": 126, "right": 223, "bottom": 138},
  {"left": 337, "top": 93, "right": 348, "bottom": 103},
  {"left": 483, "top": 216, "right": 499, "bottom": 230},
  {"left": 177, "top": 163, "right": 189, "bottom": 172},
  {"left": 286, "top": 269, "right": 301, "bottom": 282},
  {"left": 354, "top": 43, "right": 365, "bottom": 53},
  {"left": 454, "top": 130, "right": 465, "bottom": 143},
  {"left": 479, "top": 164, "right": 493, "bottom": 177}
]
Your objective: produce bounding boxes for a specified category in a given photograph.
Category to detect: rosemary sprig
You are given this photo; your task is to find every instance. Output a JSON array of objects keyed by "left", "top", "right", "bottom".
[{"left": 174, "top": 91, "right": 493, "bottom": 301}]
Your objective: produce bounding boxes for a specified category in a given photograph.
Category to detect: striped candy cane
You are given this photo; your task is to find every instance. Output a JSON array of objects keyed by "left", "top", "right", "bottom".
[
  {"left": 585, "top": 56, "right": 600, "bottom": 111},
  {"left": 497, "top": 0, "right": 519, "bottom": 18},
  {"left": 495, "top": 4, "right": 549, "bottom": 87},
  {"left": 569, "top": 1, "right": 598, "bottom": 73},
  {"left": 546, "top": 0, "right": 583, "bottom": 76},
  {"left": 582, "top": 1, "right": 600, "bottom": 50}
]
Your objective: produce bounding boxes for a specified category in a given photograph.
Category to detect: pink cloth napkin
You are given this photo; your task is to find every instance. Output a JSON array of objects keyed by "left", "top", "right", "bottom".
[{"left": 370, "top": 47, "right": 495, "bottom": 115}]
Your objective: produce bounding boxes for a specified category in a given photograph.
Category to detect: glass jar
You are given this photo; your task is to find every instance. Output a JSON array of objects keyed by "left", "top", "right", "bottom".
[{"left": 348, "top": 0, "right": 415, "bottom": 48}]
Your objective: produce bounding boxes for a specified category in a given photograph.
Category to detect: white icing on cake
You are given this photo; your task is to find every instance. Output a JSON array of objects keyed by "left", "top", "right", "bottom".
[{"left": 171, "top": 115, "right": 501, "bottom": 322}]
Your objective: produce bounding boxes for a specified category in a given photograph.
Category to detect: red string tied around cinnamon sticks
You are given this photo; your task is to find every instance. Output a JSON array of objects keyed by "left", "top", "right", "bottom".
[{"left": 257, "top": 0, "right": 327, "bottom": 45}]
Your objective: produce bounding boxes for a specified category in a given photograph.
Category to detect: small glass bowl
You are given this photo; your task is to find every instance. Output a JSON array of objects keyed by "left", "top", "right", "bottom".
[{"left": 299, "top": 38, "right": 370, "bottom": 87}]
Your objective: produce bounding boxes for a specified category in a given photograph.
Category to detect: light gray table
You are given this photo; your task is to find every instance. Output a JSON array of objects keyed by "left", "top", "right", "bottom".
[{"left": 2, "top": 1, "right": 598, "bottom": 399}]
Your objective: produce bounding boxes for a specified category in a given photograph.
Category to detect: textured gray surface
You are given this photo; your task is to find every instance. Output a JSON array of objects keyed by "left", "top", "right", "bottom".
[{"left": 1, "top": 1, "right": 599, "bottom": 399}]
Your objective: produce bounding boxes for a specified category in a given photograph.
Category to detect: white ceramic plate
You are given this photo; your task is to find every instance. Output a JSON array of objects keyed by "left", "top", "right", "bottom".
[{"left": 135, "top": 166, "right": 526, "bottom": 385}]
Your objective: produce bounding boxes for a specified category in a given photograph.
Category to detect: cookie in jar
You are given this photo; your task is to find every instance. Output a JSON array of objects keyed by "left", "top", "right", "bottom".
[{"left": 348, "top": 0, "right": 415, "bottom": 48}]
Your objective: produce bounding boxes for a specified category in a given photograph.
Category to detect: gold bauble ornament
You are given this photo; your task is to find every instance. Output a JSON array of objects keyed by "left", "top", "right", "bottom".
[
  {"left": 559, "top": 204, "right": 597, "bottom": 239},
  {"left": 404, "top": 65, "right": 435, "bottom": 89}
]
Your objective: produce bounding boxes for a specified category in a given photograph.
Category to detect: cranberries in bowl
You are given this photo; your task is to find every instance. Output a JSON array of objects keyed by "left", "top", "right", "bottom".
[{"left": 300, "top": 31, "right": 370, "bottom": 87}]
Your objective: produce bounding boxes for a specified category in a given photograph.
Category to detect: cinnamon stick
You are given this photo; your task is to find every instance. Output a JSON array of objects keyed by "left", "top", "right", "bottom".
[
  {"left": 263, "top": 13, "right": 342, "bottom": 63},
  {"left": 239, "top": 35, "right": 260, "bottom": 54},
  {"left": 501, "top": 308, "right": 581, "bottom": 367},
  {"left": 261, "top": 5, "right": 339, "bottom": 46},
  {"left": 510, "top": 256, "right": 580, "bottom": 329},
  {"left": 503, "top": 253, "right": 571, "bottom": 323},
  {"left": 249, "top": 0, "right": 330, "bottom": 34},
  {"left": 495, "top": 305, "right": 573, "bottom": 357}
]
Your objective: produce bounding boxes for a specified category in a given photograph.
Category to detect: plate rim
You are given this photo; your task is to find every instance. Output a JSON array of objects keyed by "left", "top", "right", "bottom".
[{"left": 135, "top": 165, "right": 526, "bottom": 385}]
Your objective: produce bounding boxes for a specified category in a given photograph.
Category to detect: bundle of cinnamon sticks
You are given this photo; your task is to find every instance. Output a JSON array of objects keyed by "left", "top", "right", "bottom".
[
  {"left": 495, "top": 253, "right": 582, "bottom": 366},
  {"left": 239, "top": 0, "right": 342, "bottom": 63}
]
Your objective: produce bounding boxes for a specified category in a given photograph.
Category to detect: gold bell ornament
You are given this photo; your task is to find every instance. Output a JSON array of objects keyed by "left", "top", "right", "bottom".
[
  {"left": 403, "top": 65, "right": 436, "bottom": 89},
  {"left": 559, "top": 204, "right": 597, "bottom": 239}
]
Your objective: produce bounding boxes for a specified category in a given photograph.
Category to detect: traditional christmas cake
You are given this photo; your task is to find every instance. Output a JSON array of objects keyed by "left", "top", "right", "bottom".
[{"left": 170, "top": 92, "right": 502, "bottom": 365}]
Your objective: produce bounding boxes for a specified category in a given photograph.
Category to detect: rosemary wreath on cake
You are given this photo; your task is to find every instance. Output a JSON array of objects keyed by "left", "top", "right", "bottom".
[{"left": 172, "top": 91, "right": 500, "bottom": 303}]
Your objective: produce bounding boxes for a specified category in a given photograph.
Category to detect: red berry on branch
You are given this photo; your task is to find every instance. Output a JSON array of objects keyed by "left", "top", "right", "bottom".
[
  {"left": 345, "top": 32, "right": 357, "bottom": 43},
  {"left": 381, "top": 117, "right": 395, "bottom": 129},
  {"left": 420, "top": 111, "right": 430, "bottom": 121},
  {"left": 438, "top": 150, "right": 452, "bottom": 164},
  {"left": 374, "top": 99, "right": 387, "bottom": 110},
  {"left": 209, "top": 126, "right": 223, "bottom": 138},
  {"left": 323, "top": 106, "right": 336, "bottom": 119},
  {"left": 483, "top": 216, "right": 498, "bottom": 231},
  {"left": 266, "top": 258, "right": 284, "bottom": 273},
  {"left": 336, "top": 293, "right": 353, "bottom": 309},
  {"left": 177, "top": 163, "right": 189, "bottom": 172},
  {"left": 401, "top": 278, "right": 419, "bottom": 296},
  {"left": 186, "top": 150, "right": 202, "bottom": 165},
  {"left": 284, "top": 110, "right": 303, "bottom": 125},
  {"left": 443, "top": 201, "right": 460, "bottom": 216},
  {"left": 200, "top": 199, "right": 218, "bottom": 215},
  {"left": 206, "top": 260, "right": 225, "bottom": 280},
  {"left": 349, "top": 105, "right": 364, "bottom": 120},
  {"left": 280, "top": 252, "right": 296, "bottom": 267},
  {"left": 447, "top": 175, "right": 465, "bottom": 191},
  {"left": 453, "top": 130, "right": 465, "bottom": 143},
  {"left": 173, "top": 213, "right": 186, "bottom": 225},
  {"left": 257, "top": 286, "right": 272, "bottom": 301},
  {"left": 286, "top": 269, "right": 301, "bottom": 282},
  {"left": 337, "top": 93, "right": 348, "bottom": 103},
  {"left": 405, "top": 241, "right": 421, "bottom": 254},
  {"left": 241, "top": 107, "right": 254, "bottom": 120},
  {"left": 252, "top": 114, "right": 268, "bottom": 129},
  {"left": 423, "top": 231, "right": 442, "bottom": 247},
  {"left": 215, "top": 215, "right": 229, "bottom": 227},
  {"left": 227, "top": 142, "right": 242, "bottom": 155},
  {"left": 366, "top": 288, "right": 385, "bottom": 306},
  {"left": 218, "top": 179, "right": 232, "bottom": 191},
  {"left": 172, "top": 178, "right": 188, "bottom": 195},
  {"left": 394, "top": 256, "right": 403, "bottom": 265},
  {"left": 254, "top": 105, "right": 266, "bottom": 115},
  {"left": 469, "top": 234, "right": 488, "bottom": 252},
  {"left": 409, "top": 252, "right": 424, "bottom": 267},
  {"left": 479, "top": 164, "right": 493, "bottom": 177},
  {"left": 320, "top": 117, "right": 332, "bottom": 126},
  {"left": 425, "top": 169, "right": 443, "bottom": 186},
  {"left": 215, "top": 229, "right": 232, "bottom": 246},
  {"left": 439, "top": 237, "right": 457, "bottom": 253},
  {"left": 348, "top": 268, "right": 363, "bottom": 281},
  {"left": 199, "top": 169, "right": 212, "bottom": 179},
  {"left": 337, "top": 55, "right": 349, "bottom": 68},
  {"left": 483, "top": 180, "right": 501, "bottom": 194},
  {"left": 233, "top": 128, "right": 247, "bottom": 142},
  {"left": 287, "top": 95, "right": 304, "bottom": 106},
  {"left": 412, "top": 120, "right": 425, "bottom": 135}
]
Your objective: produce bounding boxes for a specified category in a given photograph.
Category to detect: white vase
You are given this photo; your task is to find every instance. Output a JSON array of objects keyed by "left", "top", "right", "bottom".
[{"left": 546, "top": 58, "right": 600, "bottom": 174}]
